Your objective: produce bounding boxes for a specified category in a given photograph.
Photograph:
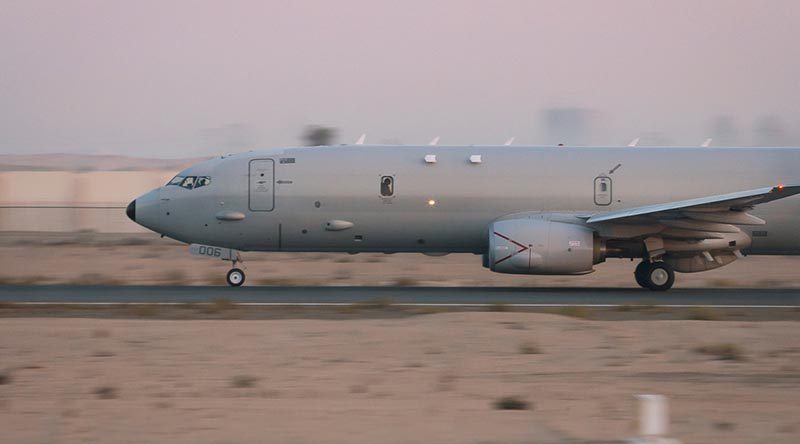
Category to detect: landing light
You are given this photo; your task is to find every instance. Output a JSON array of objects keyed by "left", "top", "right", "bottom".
[{"left": 428, "top": 199, "right": 436, "bottom": 206}]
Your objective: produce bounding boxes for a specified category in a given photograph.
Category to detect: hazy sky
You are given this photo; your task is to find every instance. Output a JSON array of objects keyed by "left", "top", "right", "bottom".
[{"left": 1, "top": 0, "right": 799, "bottom": 157}]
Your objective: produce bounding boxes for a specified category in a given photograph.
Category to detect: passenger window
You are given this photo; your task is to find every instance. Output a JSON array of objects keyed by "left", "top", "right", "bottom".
[
  {"left": 380, "top": 176, "right": 394, "bottom": 197},
  {"left": 180, "top": 176, "right": 196, "bottom": 189},
  {"left": 600, "top": 182, "right": 608, "bottom": 192},
  {"left": 195, "top": 176, "right": 211, "bottom": 188}
]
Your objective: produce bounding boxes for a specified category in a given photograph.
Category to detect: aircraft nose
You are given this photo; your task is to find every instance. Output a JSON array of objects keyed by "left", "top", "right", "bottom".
[
  {"left": 126, "top": 200, "right": 136, "bottom": 222},
  {"left": 128, "top": 188, "right": 161, "bottom": 232}
]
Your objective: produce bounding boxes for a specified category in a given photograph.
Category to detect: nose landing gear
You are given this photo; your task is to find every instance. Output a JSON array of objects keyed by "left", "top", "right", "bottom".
[
  {"left": 634, "top": 261, "right": 675, "bottom": 291},
  {"left": 226, "top": 268, "right": 246, "bottom": 287}
]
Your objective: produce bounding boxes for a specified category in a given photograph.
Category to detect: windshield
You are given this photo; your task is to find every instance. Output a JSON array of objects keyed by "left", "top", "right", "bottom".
[{"left": 166, "top": 175, "right": 211, "bottom": 189}]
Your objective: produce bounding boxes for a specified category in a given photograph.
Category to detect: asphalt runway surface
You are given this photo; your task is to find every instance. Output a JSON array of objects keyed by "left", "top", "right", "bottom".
[{"left": 0, "top": 286, "right": 799, "bottom": 308}]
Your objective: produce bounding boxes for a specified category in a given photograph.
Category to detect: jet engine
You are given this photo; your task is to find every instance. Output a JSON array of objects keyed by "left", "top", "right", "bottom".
[{"left": 486, "top": 218, "right": 602, "bottom": 275}]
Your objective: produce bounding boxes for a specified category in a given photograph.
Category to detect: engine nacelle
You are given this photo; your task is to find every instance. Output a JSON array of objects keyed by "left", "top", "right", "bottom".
[{"left": 487, "top": 218, "right": 598, "bottom": 275}]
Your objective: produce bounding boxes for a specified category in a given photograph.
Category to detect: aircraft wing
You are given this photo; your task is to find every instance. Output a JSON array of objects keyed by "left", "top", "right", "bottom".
[{"left": 586, "top": 184, "right": 800, "bottom": 226}]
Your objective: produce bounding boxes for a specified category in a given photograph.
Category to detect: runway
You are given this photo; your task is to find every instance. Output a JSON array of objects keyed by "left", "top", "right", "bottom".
[{"left": 0, "top": 285, "right": 799, "bottom": 308}]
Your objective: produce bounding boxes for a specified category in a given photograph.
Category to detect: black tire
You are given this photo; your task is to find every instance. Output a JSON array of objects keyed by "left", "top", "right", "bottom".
[
  {"left": 634, "top": 261, "right": 651, "bottom": 289},
  {"left": 644, "top": 262, "right": 675, "bottom": 291},
  {"left": 226, "top": 268, "right": 246, "bottom": 287}
]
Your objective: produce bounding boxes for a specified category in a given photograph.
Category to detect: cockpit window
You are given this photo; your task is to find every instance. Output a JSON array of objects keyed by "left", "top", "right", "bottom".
[
  {"left": 167, "top": 175, "right": 185, "bottom": 186},
  {"left": 195, "top": 176, "right": 211, "bottom": 188},
  {"left": 180, "top": 176, "right": 196, "bottom": 189},
  {"left": 167, "top": 175, "right": 211, "bottom": 189}
]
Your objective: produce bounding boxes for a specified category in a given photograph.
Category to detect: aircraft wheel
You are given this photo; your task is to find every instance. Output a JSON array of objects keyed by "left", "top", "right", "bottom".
[
  {"left": 643, "top": 262, "right": 674, "bottom": 291},
  {"left": 226, "top": 268, "right": 246, "bottom": 287},
  {"left": 634, "top": 261, "right": 651, "bottom": 289}
]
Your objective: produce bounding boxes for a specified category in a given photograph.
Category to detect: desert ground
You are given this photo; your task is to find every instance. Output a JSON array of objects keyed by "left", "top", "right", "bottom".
[
  {"left": 1, "top": 232, "right": 800, "bottom": 288},
  {"left": 0, "top": 313, "right": 799, "bottom": 444}
]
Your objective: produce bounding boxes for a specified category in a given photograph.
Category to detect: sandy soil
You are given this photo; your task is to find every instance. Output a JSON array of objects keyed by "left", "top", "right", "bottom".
[
  {"left": 1, "top": 233, "right": 800, "bottom": 287},
  {"left": 1, "top": 314, "right": 799, "bottom": 444}
]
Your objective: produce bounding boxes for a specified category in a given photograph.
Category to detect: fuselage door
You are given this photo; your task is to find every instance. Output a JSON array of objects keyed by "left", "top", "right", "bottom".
[
  {"left": 249, "top": 159, "right": 275, "bottom": 211},
  {"left": 594, "top": 176, "right": 612, "bottom": 206}
]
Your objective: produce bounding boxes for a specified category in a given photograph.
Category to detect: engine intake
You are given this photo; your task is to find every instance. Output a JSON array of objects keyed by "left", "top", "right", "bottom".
[{"left": 487, "top": 218, "right": 600, "bottom": 275}]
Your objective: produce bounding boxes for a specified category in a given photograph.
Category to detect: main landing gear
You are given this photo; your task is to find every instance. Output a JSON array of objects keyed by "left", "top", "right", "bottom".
[{"left": 634, "top": 261, "right": 675, "bottom": 291}]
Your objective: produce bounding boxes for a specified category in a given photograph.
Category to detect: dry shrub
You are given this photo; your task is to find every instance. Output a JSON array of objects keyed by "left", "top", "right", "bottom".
[
  {"left": 231, "top": 375, "right": 258, "bottom": 388},
  {"left": 519, "top": 341, "right": 542, "bottom": 354},
  {"left": 493, "top": 396, "right": 531, "bottom": 410},
  {"left": 349, "top": 384, "right": 369, "bottom": 394},
  {"left": 488, "top": 302, "right": 510, "bottom": 312},
  {"left": 92, "top": 329, "right": 111, "bottom": 338},
  {"left": 694, "top": 343, "right": 745, "bottom": 361},
  {"left": 392, "top": 276, "right": 419, "bottom": 287},
  {"left": 93, "top": 386, "right": 118, "bottom": 399},
  {"left": 68, "top": 273, "right": 123, "bottom": 286},
  {"left": 92, "top": 350, "right": 115, "bottom": 358},
  {"left": 558, "top": 306, "right": 591, "bottom": 319},
  {"left": 128, "top": 304, "right": 159, "bottom": 317},
  {"left": 158, "top": 269, "right": 188, "bottom": 285},
  {"left": 256, "top": 277, "right": 297, "bottom": 286},
  {"left": 203, "top": 298, "right": 235, "bottom": 314},
  {"left": 687, "top": 307, "right": 720, "bottom": 321},
  {"left": 351, "top": 298, "right": 394, "bottom": 310}
]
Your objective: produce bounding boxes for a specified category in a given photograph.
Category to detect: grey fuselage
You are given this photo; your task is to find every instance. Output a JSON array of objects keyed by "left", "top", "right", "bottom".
[{"left": 133, "top": 146, "right": 800, "bottom": 255}]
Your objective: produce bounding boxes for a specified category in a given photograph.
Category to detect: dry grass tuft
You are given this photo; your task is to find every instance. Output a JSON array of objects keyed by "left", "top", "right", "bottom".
[
  {"left": 694, "top": 343, "right": 746, "bottom": 361},
  {"left": 518, "top": 341, "right": 542, "bottom": 354},
  {"left": 93, "top": 386, "right": 118, "bottom": 399},
  {"left": 558, "top": 306, "right": 591, "bottom": 319},
  {"left": 231, "top": 375, "right": 258, "bottom": 388},
  {"left": 203, "top": 298, "right": 236, "bottom": 314},
  {"left": 493, "top": 396, "right": 531, "bottom": 410},
  {"left": 488, "top": 302, "right": 511, "bottom": 312},
  {"left": 256, "top": 277, "right": 298, "bottom": 286},
  {"left": 351, "top": 298, "right": 394, "bottom": 310},
  {"left": 687, "top": 307, "right": 721, "bottom": 321},
  {"left": 158, "top": 269, "right": 188, "bottom": 285},
  {"left": 392, "top": 276, "right": 419, "bottom": 287},
  {"left": 349, "top": 384, "right": 369, "bottom": 394},
  {"left": 128, "top": 304, "right": 160, "bottom": 317},
  {"left": 68, "top": 273, "right": 123, "bottom": 286},
  {"left": 91, "top": 328, "right": 111, "bottom": 338}
]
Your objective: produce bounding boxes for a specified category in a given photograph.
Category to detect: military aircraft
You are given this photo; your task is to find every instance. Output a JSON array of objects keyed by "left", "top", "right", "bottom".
[{"left": 127, "top": 145, "right": 800, "bottom": 290}]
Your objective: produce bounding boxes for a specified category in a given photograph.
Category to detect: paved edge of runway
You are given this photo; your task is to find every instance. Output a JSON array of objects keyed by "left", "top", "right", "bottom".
[
  {"left": 1, "top": 285, "right": 799, "bottom": 308},
  {"left": 5, "top": 302, "right": 800, "bottom": 309}
]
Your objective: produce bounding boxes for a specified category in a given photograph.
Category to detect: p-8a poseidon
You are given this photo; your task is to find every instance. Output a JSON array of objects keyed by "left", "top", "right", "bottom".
[{"left": 127, "top": 145, "right": 800, "bottom": 290}]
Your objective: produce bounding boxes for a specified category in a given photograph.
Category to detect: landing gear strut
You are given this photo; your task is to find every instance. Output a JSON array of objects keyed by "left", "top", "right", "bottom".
[{"left": 634, "top": 261, "right": 675, "bottom": 291}]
